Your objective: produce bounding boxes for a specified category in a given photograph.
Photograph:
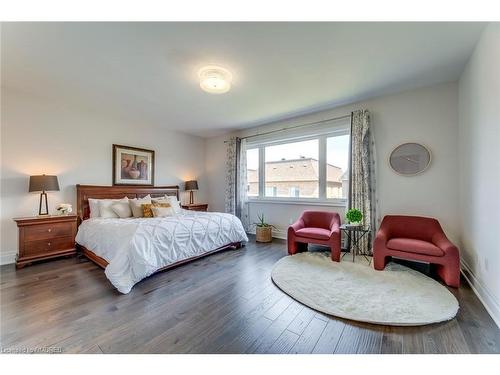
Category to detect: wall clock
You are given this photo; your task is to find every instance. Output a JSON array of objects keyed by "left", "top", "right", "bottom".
[{"left": 389, "top": 142, "right": 431, "bottom": 176}]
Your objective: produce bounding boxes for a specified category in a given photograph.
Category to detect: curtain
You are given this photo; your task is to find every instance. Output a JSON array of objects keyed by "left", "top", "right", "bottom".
[
  {"left": 224, "top": 137, "right": 250, "bottom": 231},
  {"left": 238, "top": 139, "right": 250, "bottom": 231},
  {"left": 349, "top": 110, "right": 377, "bottom": 255}
]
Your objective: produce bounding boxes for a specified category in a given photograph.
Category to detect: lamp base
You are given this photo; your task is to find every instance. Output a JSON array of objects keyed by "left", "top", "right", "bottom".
[
  {"left": 39, "top": 191, "right": 49, "bottom": 215},
  {"left": 189, "top": 191, "right": 195, "bottom": 205}
]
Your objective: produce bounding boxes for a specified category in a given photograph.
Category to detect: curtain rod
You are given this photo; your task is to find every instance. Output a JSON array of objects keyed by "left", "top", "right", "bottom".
[{"left": 224, "top": 113, "right": 351, "bottom": 143}]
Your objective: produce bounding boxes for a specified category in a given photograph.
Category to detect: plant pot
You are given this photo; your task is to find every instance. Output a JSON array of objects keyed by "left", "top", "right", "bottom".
[{"left": 256, "top": 226, "right": 272, "bottom": 242}]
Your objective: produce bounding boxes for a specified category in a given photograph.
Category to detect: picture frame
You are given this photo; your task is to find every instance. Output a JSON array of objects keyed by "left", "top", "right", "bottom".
[{"left": 113, "top": 144, "right": 155, "bottom": 186}]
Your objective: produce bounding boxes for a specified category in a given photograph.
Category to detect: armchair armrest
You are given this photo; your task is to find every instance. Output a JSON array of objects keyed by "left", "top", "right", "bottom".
[
  {"left": 329, "top": 220, "right": 340, "bottom": 237},
  {"left": 432, "top": 232, "right": 459, "bottom": 255},
  {"left": 288, "top": 218, "right": 305, "bottom": 234},
  {"left": 374, "top": 226, "right": 390, "bottom": 250}
]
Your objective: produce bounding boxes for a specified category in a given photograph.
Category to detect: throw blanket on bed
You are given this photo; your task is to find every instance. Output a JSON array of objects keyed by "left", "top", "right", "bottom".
[{"left": 76, "top": 210, "right": 249, "bottom": 293}]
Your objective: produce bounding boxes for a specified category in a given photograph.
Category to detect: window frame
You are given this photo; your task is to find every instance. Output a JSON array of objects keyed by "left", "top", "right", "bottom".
[{"left": 246, "top": 127, "right": 350, "bottom": 207}]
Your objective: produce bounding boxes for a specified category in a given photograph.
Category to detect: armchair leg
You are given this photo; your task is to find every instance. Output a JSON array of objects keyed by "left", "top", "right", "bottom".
[
  {"left": 331, "top": 247, "right": 340, "bottom": 262},
  {"left": 373, "top": 253, "right": 389, "bottom": 270},
  {"left": 436, "top": 263, "right": 460, "bottom": 288},
  {"left": 288, "top": 240, "right": 298, "bottom": 255}
]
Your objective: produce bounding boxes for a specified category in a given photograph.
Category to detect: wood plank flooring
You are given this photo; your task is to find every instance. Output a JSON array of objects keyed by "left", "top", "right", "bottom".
[{"left": 1, "top": 237, "right": 499, "bottom": 354}]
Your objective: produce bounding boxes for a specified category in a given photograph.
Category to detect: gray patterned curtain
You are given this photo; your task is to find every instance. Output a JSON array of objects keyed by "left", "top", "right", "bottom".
[
  {"left": 349, "top": 110, "right": 377, "bottom": 255},
  {"left": 224, "top": 137, "right": 249, "bottom": 231},
  {"left": 224, "top": 137, "right": 239, "bottom": 215}
]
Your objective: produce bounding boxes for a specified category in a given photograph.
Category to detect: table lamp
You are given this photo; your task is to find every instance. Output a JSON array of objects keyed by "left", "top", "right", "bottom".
[
  {"left": 29, "top": 175, "right": 60, "bottom": 215},
  {"left": 185, "top": 180, "right": 199, "bottom": 205}
]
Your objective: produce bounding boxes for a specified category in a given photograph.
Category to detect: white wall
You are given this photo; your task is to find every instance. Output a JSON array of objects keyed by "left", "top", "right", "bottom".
[
  {"left": 0, "top": 88, "right": 207, "bottom": 264},
  {"left": 206, "top": 82, "right": 460, "bottom": 241},
  {"left": 458, "top": 23, "right": 500, "bottom": 327}
]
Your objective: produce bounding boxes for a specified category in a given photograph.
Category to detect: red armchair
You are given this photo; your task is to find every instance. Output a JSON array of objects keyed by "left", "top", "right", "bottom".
[
  {"left": 288, "top": 211, "right": 342, "bottom": 262},
  {"left": 373, "top": 215, "right": 460, "bottom": 287}
]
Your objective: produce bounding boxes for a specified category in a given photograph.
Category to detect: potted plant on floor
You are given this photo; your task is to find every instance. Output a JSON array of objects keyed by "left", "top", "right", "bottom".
[
  {"left": 346, "top": 208, "right": 363, "bottom": 226},
  {"left": 254, "top": 213, "right": 275, "bottom": 243}
]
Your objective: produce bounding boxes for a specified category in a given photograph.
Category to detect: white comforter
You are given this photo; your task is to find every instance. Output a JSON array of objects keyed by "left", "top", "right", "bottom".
[{"left": 75, "top": 210, "right": 248, "bottom": 293}]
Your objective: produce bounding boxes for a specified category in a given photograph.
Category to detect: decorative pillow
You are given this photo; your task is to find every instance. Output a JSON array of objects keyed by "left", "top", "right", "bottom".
[
  {"left": 99, "top": 198, "right": 129, "bottom": 218},
  {"left": 129, "top": 195, "right": 152, "bottom": 217},
  {"left": 111, "top": 201, "right": 133, "bottom": 218},
  {"left": 152, "top": 206, "right": 175, "bottom": 218},
  {"left": 142, "top": 202, "right": 171, "bottom": 218}
]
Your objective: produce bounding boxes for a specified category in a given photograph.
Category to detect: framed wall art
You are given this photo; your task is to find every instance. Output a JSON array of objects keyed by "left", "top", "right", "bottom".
[{"left": 113, "top": 144, "right": 155, "bottom": 186}]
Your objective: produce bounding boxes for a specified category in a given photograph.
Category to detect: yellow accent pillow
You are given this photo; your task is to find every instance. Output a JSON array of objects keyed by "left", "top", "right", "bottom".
[{"left": 142, "top": 202, "right": 171, "bottom": 218}]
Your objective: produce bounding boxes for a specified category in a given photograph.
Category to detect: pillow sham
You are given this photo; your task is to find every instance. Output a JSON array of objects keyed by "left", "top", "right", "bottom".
[
  {"left": 129, "top": 195, "right": 152, "bottom": 217},
  {"left": 152, "top": 206, "right": 175, "bottom": 218},
  {"left": 111, "top": 201, "right": 133, "bottom": 218},
  {"left": 88, "top": 198, "right": 101, "bottom": 218},
  {"left": 99, "top": 198, "right": 129, "bottom": 218},
  {"left": 166, "top": 196, "right": 182, "bottom": 213},
  {"left": 142, "top": 202, "right": 171, "bottom": 218}
]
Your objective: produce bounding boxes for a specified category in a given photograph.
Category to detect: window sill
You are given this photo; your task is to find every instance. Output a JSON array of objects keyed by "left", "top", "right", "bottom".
[{"left": 247, "top": 198, "right": 347, "bottom": 208}]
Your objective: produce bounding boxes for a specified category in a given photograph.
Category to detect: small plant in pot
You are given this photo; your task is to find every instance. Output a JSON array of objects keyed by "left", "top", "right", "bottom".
[
  {"left": 253, "top": 213, "right": 276, "bottom": 243},
  {"left": 346, "top": 208, "right": 363, "bottom": 226}
]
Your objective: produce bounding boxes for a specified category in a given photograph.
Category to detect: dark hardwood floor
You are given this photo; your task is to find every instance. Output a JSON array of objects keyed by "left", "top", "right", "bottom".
[{"left": 1, "top": 237, "right": 499, "bottom": 354}]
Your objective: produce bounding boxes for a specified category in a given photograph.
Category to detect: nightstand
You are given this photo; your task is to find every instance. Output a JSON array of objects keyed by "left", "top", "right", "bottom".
[
  {"left": 181, "top": 203, "right": 208, "bottom": 212},
  {"left": 13, "top": 215, "right": 78, "bottom": 268}
]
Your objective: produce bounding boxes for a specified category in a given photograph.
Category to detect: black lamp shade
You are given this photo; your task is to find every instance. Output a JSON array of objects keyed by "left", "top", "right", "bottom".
[
  {"left": 29, "top": 175, "right": 60, "bottom": 192},
  {"left": 185, "top": 180, "right": 199, "bottom": 191}
]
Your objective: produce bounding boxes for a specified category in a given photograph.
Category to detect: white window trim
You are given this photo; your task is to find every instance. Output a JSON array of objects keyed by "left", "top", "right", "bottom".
[{"left": 246, "top": 123, "right": 350, "bottom": 206}]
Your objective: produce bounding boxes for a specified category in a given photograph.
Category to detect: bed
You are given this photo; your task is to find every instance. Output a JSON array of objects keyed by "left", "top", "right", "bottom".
[{"left": 75, "top": 185, "right": 248, "bottom": 293}]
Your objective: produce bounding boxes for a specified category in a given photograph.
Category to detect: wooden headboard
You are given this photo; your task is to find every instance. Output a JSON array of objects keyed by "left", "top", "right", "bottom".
[{"left": 76, "top": 184, "right": 179, "bottom": 223}]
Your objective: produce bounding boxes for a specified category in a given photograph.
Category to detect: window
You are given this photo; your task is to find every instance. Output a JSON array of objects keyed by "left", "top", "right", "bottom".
[
  {"left": 289, "top": 187, "right": 300, "bottom": 197},
  {"left": 326, "top": 134, "right": 350, "bottom": 199},
  {"left": 265, "top": 186, "right": 277, "bottom": 197},
  {"left": 246, "top": 120, "right": 350, "bottom": 204},
  {"left": 246, "top": 148, "right": 259, "bottom": 197},
  {"left": 265, "top": 139, "right": 319, "bottom": 198}
]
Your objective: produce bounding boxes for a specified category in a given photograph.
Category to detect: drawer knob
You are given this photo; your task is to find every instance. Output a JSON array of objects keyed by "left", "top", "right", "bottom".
[
  {"left": 47, "top": 228, "right": 52, "bottom": 232},
  {"left": 47, "top": 242, "right": 51, "bottom": 246}
]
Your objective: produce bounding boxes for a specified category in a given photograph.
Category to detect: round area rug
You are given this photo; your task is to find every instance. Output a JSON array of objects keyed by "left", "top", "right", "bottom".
[{"left": 271, "top": 252, "right": 459, "bottom": 326}]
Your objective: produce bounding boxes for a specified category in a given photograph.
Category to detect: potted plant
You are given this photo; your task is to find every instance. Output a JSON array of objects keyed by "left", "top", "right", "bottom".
[
  {"left": 346, "top": 208, "right": 363, "bottom": 226},
  {"left": 254, "top": 213, "right": 275, "bottom": 243}
]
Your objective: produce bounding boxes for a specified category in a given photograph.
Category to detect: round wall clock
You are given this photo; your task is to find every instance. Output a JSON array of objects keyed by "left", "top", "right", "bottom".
[{"left": 389, "top": 142, "right": 431, "bottom": 176}]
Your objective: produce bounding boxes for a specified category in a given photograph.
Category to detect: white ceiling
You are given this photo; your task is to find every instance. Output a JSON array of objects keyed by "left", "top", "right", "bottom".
[{"left": 1, "top": 22, "right": 485, "bottom": 137}]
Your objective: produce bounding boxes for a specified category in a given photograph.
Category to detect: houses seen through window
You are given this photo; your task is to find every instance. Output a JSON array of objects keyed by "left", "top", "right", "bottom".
[{"left": 264, "top": 139, "right": 319, "bottom": 198}]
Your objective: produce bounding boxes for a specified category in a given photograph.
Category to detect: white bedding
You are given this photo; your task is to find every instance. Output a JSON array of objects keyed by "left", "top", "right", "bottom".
[{"left": 75, "top": 210, "right": 248, "bottom": 293}]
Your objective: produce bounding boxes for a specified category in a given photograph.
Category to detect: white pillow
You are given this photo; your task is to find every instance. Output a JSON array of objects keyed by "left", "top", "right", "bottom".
[
  {"left": 111, "top": 201, "right": 132, "bottom": 218},
  {"left": 166, "top": 195, "right": 182, "bottom": 213},
  {"left": 152, "top": 206, "right": 175, "bottom": 218},
  {"left": 129, "top": 195, "right": 152, "bottom": 217},
  {"left": 99, "top": 198, "right": 129, "bottom": 218},
  {"left": 88, "top": 198, "right": 101, "bottom": 218}
]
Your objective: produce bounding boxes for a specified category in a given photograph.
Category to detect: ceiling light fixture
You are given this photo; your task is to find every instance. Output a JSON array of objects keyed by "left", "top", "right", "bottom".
[{"left": 198, "top": 65, "right": 232, "bottom": 94}]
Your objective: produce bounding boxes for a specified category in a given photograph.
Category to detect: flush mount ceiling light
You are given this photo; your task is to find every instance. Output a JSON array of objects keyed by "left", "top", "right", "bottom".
[{"left": 198, "top": 66, "right": 232, "bottom": 94}]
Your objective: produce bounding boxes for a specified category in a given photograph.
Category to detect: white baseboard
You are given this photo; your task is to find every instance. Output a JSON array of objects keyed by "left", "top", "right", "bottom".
[
  {"left": 0, "top": 251, "right": 17, "bottom": 266},
  {"left": 460, "top": 259, "right": 500, "bottom": 328}
]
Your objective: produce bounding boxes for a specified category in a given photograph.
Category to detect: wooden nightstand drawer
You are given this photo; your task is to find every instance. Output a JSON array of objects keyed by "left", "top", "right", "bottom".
[
  {"left": 24, "top": 236, "right": 75, "bottom": 257},
  {"left": 181, "top": 204, "right": 208, "bottom": 212},
  {"left": 24, "top": 222, "right": 73, "bottom": 241}
]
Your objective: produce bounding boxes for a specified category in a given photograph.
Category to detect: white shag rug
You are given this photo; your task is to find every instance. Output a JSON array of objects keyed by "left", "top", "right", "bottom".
[{"left": 271, "top": 252, "right": 459, "bottom": 326}]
